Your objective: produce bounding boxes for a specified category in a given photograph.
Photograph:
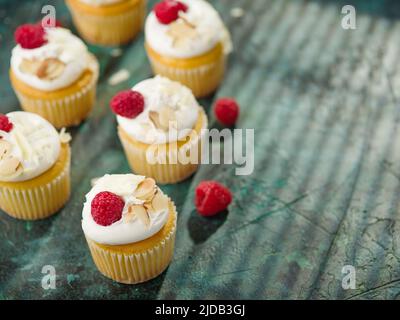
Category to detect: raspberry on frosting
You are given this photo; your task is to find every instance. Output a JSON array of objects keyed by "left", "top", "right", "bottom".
[
  {"left": 154, "top": 0, "right": 188, "bottom": 24},
  {"left": 195, "top": 181, "right": 233, "bottom": 216},
  {"left": 91, "top": 191, "right": 125, "bottom": 226},
  {"left": 0, "top": 114, "right": 13, "bottom": 133},
  {"left": 14, "top": 24, "right": 47, "bottom": 49},
  {"left": 214, "top": 98, "right": 240, "bottom": 126},
  {"left": 110, "top": 90, "right": 145, "bottom": 119}
]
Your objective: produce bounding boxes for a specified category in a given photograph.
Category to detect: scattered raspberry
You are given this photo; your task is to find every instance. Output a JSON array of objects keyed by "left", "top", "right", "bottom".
[
  {"left": 154, "top": 0, "right": 188, "bottom": 24},
  {"left": 14, "top": 24, "right": 47, "bottom": 49},
  {"left": 195, "top": 181, "right": 233, "bottom": 216},
  {"left": 0, "top": 114, "right": 13, "bottom": 133},
  {"left": 91, "top": 191, "right": 125, "bottom": 226},
  {"left": 38, "top": 18, "right": 62, "bottom": 28},
  {"left": 110, "top": 90, "right": 145, "bottom": 119},
  {"left": 214, "top": 98, "right": 240, "bottom": 126}
]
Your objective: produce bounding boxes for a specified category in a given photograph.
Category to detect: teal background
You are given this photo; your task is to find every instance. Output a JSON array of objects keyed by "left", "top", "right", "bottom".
[{"left": 1, "top": 0, "right": 400, "bottom": 299}]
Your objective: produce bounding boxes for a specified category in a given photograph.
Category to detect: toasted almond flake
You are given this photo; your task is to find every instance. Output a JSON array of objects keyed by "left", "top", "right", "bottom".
[
  {"left": 59, "top": 128, "right": 71, "bottom": 144},
  {"left": 36, "top": 58, "right": 65, "bottom": 80},
  {"left": 149, "top": 111, "right": 168, "bottom": 131},
  {"left": 230, "top": 7, "right": 245, "bottom": 18},
  {"left": 127, "top": 205, "right": 150, "bottom": 227},
  {"left": 144, "top": 202, "right": 155, "bottom": 215},
  {"left": 0, "top": 156, "right": 22, "bottom": 176},
  {"left": 159, "top": 106, "right": 177, "bottom": 129},
  {"left": 151, "top": 190, "right": 169, "bottom": 213},
  {"left": 108, "top": 69, "right": 130, "bottom": 86},
  {"left": 0, "top": 140, "right": 12, "bottom": 161},
  {"left": 20, "top": 59, "right": 41, "bottom": 75},
  {"left": 167, "top": 19, "right": 198, "bottom": 48},
  {"left": 133, "top": 177, "right": 156, "bottom": 200}
]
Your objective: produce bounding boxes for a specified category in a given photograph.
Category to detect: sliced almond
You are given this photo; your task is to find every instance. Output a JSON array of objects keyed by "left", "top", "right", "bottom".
[
  {"left": 159, "top": 106, "right": 177, "bottom": 129},
  {"left": 36, "top": 58, "right": 65, "bottom": 80},
  {"left": 127, "top": 205, "right": 150, "bottom": 227},
  {"left": 167, "top": 19, "right": 197, "bottom": 48},
  {"left": 133, "top": 177, "right": 156, "bottom": 200},
  {"left": 124, "top": 205, "right": 136, "bottom": 223},
  {"left": 149, "top": 111, "right": 168, "bottom": 131},
  {"left": 19, "top": 59, "right": 41, "bottom": 75},
  {"left": 151, "top": 190, "right": 169, "bottom": 213},
  {"left": 0, "top": 140, "right": 12, "bottom": 161},
  {"left": 0, "top": 156, "right": 22, "bottom": 176}
]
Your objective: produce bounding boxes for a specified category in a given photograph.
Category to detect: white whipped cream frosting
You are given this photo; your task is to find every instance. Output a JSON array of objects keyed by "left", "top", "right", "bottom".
[
  {"left": 79, "top": 0, "right": 124, "bottom": 6},
  {"left": 145, "top": 0, "right": 232, "bottom": 58},
  {"left": 82, "top": 174, "right": 170, "bottom": 245},
  {"left": 11, "top": 27, "right": 98, "bottom": 91},
  {"left": 0, "top": 112, "right": 61, "bottom": 182},
  {"left": 117, "top": 76, "right": 200, "bottom": 144}
]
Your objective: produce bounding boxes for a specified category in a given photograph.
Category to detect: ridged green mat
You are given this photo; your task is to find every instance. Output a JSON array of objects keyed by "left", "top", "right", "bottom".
[{"left": 1, "top": 0, "right": 400, "bottom": 299}]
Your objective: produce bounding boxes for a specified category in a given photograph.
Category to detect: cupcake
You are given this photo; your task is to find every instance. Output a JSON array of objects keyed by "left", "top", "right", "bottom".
[
  {"left": 110, "top": 76, "right": 208, "bottom": 184},
  {"left": 0, "top": 112, "right": 71, "bottom": 220},
  {"left": 9, "top": 23, "right": 99, "bottom": 128},
  {"left": 66, "top": 0, "right": 147, "bottom": 46},
  {"left": 145, "top": 0, "right": 232, "bottom": 98},
  {"left": 82, "top": 174, "right": 177, "bottom": 284}
]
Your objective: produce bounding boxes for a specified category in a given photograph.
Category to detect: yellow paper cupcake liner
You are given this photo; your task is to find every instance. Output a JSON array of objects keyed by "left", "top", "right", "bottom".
[
  {"left": 146, "top": 42, "right": 226, "bottom": 98},
  {"left": 0, "top": 144, "right": 71, "bottom": 220},
  {"left": 66, "top": 0, "right": 146, "bottom": 46},
  {"left": 86, "top": 201, "right": 177, "bottom": 284},
  {"left": 118, "top": 108, "right": 208, "bottom": 184},
  {"left": 10, "top": 60, "right": 98, "bottom": 129}
]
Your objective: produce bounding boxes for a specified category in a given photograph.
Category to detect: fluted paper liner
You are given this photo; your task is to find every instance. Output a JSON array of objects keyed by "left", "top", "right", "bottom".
[
  {"left": 66, "top": 0, "right": 146, "bottom": 46},
  {"left": 0, "top": 144, "right": 71, "bottom": 220},
  {"left": 118, "top": 108, "right": 208, "bottom": 184},
  {"left": 146, "top": 42, "right": 226, "bottom": 98},
  {"left": 10, "top": 54, "right": 99, "bottom": 129},
  {"left": 85, "top": 201, "right": 177, "bottom": 284}
]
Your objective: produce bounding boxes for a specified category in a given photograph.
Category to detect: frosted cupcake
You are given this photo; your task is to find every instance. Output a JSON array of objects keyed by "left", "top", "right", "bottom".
[
  {"left": 10, "top": 23, "right": 99, "bottom": 128},
  {"left": 82, "top": 174, "right": 177, "bottom": 284},
  {"left": 110, "top": 76, "right": 208, "bottom": 184},
  {"left": 0, "top": 112, "right": 71, "bottom": 220},
  {"left": 145, "top": 0, "right": 232, "bottom": 98},
  {"left": 66, "top": 0, "right": 147, "bottom": 46}
]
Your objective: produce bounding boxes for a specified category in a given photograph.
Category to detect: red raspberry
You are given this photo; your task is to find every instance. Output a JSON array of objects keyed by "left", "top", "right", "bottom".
[
  {"left": 14, "top": 24, "right": 47, "bottom": 49},
  {"left": 195, "top": 181, "right": 233, "bottom": 216},
  {"left": 91, "top": 191, "right": 125, "bottom": 226},
  {"left": 0, "top": 114, "right": 13, "bottom": 132},
  {"left": 214, "top": 98, "right": 240, "bottom": 126},
  {"left": 154, "top": 0, "right": 188, "bottom": 24},
  {"left": 110, "top": 90, "right": 145, "bottom": 119}
]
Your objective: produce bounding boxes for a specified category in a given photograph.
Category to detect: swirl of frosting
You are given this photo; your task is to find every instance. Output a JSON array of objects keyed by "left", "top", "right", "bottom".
[
  {"left": 145, "top": 0, "right": 232, "bottom": 59},
  {"left": 82, "top": 174, "right": 170, "bottom": 245},
  {"left": 0, "top": 112, "right": 61, "bottom": 182},
  {"left": 11, "top": 27, "right": 98, "bottom": 91},
  {"left": 117, "top": 76, "right": 201, "bottom": 144}
]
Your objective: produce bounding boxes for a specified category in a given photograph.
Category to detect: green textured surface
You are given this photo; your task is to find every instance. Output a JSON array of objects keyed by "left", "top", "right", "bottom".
[{"left": 1, "top": 0, "right": 400, "bottom": 299}]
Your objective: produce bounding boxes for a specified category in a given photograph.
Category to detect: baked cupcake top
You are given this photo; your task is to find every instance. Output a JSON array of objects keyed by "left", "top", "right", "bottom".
[
  {"left": 111, "top": 76, "right": 203, "bottom": 144},
  {"left": 0, "top": 112, "right": 68, "bottom": 183},
  {"left": 82, "top": 174, "right": 170, "bottom": 245},
  {"left": 11, "top": 24, "right": 98, "bottom": 91},
  {"left": 145, "top": 0, "right": 232, "bottom": 58}
]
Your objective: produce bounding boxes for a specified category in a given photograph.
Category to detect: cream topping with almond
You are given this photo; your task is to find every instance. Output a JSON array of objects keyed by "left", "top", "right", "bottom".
[
  {"left": 82, "top": 174, "right": 171, "bottom": 245},
  {"left": 145, "top": 0, "right": 232, "bottom": 59},
  {"left": 0, "top": 112, "right": 65, "bottom": 182},
  {"left": 11, "top": 27, "right": 98, "bottom": 91},
  {"left": 117, "top": 76, "right": 202, "bottom": 144}
]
